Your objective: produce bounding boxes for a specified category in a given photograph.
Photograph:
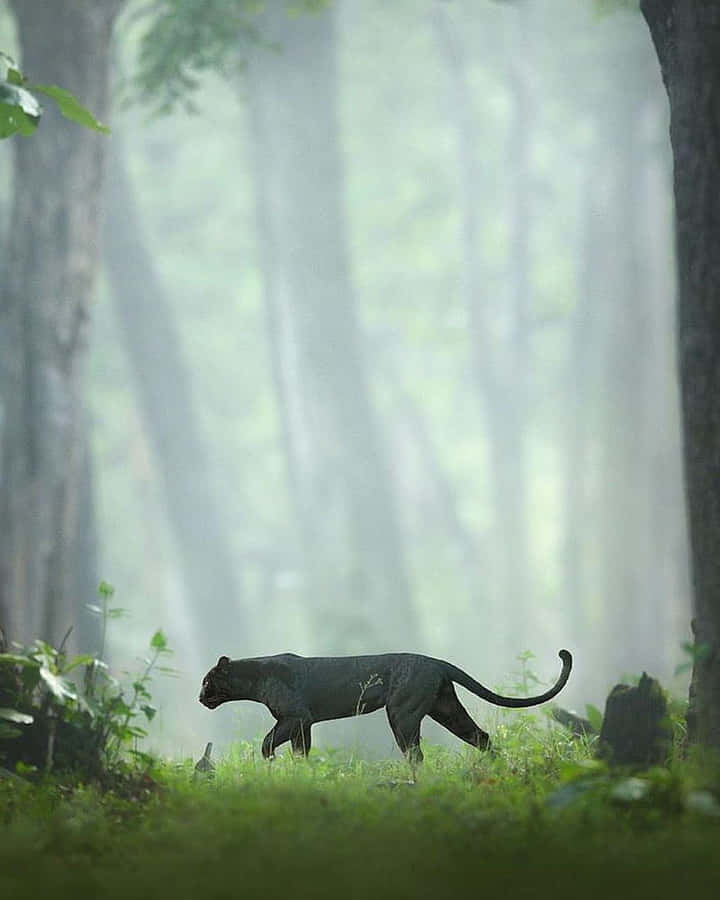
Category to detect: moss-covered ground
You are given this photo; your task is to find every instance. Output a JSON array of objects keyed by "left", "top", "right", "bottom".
[{"left": 1, "top": 719, "right": 719, "bottom": 900}]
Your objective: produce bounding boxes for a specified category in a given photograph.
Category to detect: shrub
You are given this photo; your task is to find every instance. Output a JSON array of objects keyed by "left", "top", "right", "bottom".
[{"left": 0, "top": 584, "right": 171, "bottom": 779}]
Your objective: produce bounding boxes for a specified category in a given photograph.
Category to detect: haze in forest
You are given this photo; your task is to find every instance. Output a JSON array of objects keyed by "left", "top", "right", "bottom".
[{"left": 0, "top": 0, "right": 688, "bottom": 757}]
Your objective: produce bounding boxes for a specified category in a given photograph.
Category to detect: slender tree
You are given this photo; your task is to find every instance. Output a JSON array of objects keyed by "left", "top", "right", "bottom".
[
  {"left": 0, "top": 0, "right": 123, "bottom": 648},
  {"left": 433, "top": 4, "right": 535, "bottom": 651},
  {"left": 641, "top": 0, "right": 720, "bottom": 747},
  {"left": 103, "top": 146, "right": 247, "bottom": 660},
  {"left": 246, "top": 2, "right": 418, "bottom": 645}
]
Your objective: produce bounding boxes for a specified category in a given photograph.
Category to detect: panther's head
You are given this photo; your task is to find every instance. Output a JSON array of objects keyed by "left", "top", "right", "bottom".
[{"left": 199, "top": 655, "right": 233, "bottom": 709}]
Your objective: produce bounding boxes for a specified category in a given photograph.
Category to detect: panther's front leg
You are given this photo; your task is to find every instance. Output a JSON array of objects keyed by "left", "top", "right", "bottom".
[{"left": 261, "top": 718, "right": 312, "bottom": 758}]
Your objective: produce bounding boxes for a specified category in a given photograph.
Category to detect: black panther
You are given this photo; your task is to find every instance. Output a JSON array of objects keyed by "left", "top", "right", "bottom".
[{"left": 199, "top": 649, "right": 572, "bottom": 763}]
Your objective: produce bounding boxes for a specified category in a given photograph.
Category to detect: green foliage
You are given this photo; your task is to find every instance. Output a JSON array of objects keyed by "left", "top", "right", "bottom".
[
  {"left": 129, "top": 0, "right": 330, "bottom": 113},
  {"left": 1, "top": 731, "right": 720, "bottom": 899},
  {"left": 0, "top": 51, "right": 109, "bottom": 139},
  {"left": 0, "top": 52, "right": 39, "bottom": 137},
  {"left": 32, "top": 84, "right": 110, "bottom": 134},
  {"left": 585, "top": 702, "right": 603, "bottom": 732},
  {"left": 0, "top": 585, "right": 171, "bottom": 776},
  {"left": 130, "top": 0, "right": 264, "bottom": 113},
  {"left": 675, "top": 639, "right": 712, "bottom": 676}
]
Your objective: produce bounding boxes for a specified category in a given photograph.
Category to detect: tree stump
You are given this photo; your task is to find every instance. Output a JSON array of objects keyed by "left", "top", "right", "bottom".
[{"left": 598, "top": 672, "right": 670, "bottom": 767}]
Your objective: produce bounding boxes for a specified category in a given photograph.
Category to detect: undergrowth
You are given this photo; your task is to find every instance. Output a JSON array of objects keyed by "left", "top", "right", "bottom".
[
  {"left": 1, "top": 716, "right": 719, "bottom": 900},
  {"left": 0, "top": 583, "right": 174, "bottom": 778},
  {"left": 1, "top": 631, "right": 717, "bottom": 898}
]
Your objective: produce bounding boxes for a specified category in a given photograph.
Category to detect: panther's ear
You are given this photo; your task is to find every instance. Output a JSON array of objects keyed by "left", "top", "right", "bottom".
[{"left": 217, "top": 655, "right": 231, "bottom": 668}]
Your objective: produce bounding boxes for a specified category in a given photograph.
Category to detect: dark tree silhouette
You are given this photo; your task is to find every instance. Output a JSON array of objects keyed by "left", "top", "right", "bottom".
[{"left": 642, "top": 0, "right": 720, "bottom": 747}]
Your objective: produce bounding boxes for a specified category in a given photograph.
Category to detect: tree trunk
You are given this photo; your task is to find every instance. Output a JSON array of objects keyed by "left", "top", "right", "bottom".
[
  {"left": 598, "top": 76, "right": 656, "bottom": 678},
  {"left": 0, "top": 0, "right": 122, "bottom": 649},
  {"left": 245, "top": 2, "right": 417, "bottom": 646},
  {"left": 563, "top": 159, "right": 603, "bottom": 646},
  {"left": 433, "top": 5, "right": 534, "bottom": 653},
  {"left": 641, "top": 0, "right": 720, "bottom": 747},
  {"left": 103, "top": 146, "right": 246, "bottom": 660}
]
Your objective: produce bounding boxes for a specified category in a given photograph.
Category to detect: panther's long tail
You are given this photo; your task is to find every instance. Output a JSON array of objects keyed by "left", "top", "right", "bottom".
[{"left": 443, "top": 649, "right": 572, "bottom": 708}]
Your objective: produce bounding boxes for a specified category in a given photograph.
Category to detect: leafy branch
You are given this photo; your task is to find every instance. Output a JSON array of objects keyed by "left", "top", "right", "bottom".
[{"left": 0, "top": 51, "right": 109, "bottom": 139}]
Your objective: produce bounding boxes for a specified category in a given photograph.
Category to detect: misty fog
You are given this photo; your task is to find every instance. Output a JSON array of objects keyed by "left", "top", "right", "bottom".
[{"left": 0, "top": 0, "right": 688, "bottom": 759}]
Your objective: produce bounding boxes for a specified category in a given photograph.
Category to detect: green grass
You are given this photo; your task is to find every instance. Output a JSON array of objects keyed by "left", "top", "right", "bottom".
[{"left": 2, "top": 719, "right": 720, "bottom": 900}]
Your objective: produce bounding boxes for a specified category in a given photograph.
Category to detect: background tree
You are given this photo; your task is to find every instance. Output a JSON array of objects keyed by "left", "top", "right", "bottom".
[
  {"left": 0, "top": 0, "right": 123, "bottom": 650},
  {"left": 641, "top": 0, "right": 720, "bottom": 748},
  {"left": 245, "top": 2, "right": 418, "bottom": 646}
]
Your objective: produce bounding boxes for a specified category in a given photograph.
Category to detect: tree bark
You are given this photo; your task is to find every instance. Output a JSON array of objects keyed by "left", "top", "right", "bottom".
[
  {"left": 641, "top": 0, "right": 720, "bottom": 747},
  {"left": 103, "top": 146, "right": 246, "bottom": 660},
  {"left": 0, "top": 0, "right": 122, "bottom": 649},
  {"left": 245, "top": 2, "right": 417, "bottom": 645}
]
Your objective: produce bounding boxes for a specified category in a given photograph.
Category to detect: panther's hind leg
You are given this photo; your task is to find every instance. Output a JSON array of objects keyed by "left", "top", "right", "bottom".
[
  {"left": 429, "top": 683, "right": 491, "bottom": 751},
  {"left": 290, "top": 720, "right": 312, "bottom": 756},
  {"left": 386, "top": 707, "right": 424, "bottom": 765},
  {"left": 385, "top": 669, "right": 444, "bottom": 766}
]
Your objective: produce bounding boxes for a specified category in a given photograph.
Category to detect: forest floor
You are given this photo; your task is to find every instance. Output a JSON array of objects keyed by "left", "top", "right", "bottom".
[{"left": 1, "top": 718, "right": 719, "bottom": 900}]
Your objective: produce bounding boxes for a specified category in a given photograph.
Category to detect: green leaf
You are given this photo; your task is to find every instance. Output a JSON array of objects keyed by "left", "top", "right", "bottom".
[
  {"left": 0, "top": 82, "right": 41, "bottom": 118},
  {"left": 98, "top": 580, "right": 115, "bottom": 598},
  {"left": 150, "top": 630, "right": 168, "bottom": 651},
  {"left": 32, "top": 640, "right": 57, "bottom": 660},
  {"left": 108, "top": 607, "right": 128, "bottom": 619},
  {"left": 127, "top": 725, "right": 148, "bottom": 738},
  {"left": 141, "top": 704, "right": 157, "bottom": 721},
  {"left": 133, "top": 680, "right": 151, "bottom": 699},
  {"left": 0, "top": 653, "right": 40, "bottom": 668},
  {"left": 0, "top": 708, "right": 33, "bottom": 725},
  {"left": 585, "top": 704, "right": 603, "bottom": 734},
  {"left": 0, "top": 51, "right": 15, "bottom": 73},
  {"left": 39, "top": 667, "right": 76, "bottom": 702},
  {"left": 63, "top": 654, "right": 96, "bottom": 673},
  {"left": 32, "top": 84, "right": 109, "bottom": 134},
  {"left": 0, "top": 90, "right": 40, "bottom": 138}
]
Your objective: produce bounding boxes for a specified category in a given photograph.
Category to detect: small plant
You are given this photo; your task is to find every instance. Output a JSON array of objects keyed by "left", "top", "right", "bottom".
[
  {"left": 510, "top": 650, "right": 544, "bottom": 697},
  {"left": 0, "top": 583, "right": 172, "bottom": 779},
  {"left": 355, "top": 673, "right": 383, "bottom": 717}
]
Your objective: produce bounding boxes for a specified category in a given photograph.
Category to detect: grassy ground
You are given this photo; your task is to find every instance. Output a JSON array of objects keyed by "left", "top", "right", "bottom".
[{"left": 1, "top": 718, "right": 720, "bottom": 900}]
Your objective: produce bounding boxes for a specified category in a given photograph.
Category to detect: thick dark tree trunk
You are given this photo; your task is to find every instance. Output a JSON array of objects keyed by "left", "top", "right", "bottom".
[
  {"left": 641, "top": 0, "right": 720, "bottom": 747},
  {"left": 246, "top": 2, "right": 417, "bottom": 645},
  {"left": 103, "top": 147, "right": 246, "bottom": 660},
  {"left": 0, "top": 0, "right": 122, "bottom": 649}
]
